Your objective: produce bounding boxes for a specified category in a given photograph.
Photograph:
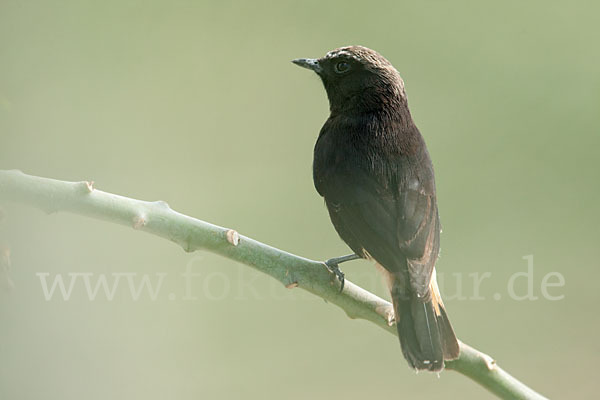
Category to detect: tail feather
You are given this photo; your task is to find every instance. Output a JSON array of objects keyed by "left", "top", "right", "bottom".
[
  {"left": 437, "top": 305, "right": 460, "bottom": 359},
  {"left": 394, "top": 282, "right": 459, "bottom": 372}
]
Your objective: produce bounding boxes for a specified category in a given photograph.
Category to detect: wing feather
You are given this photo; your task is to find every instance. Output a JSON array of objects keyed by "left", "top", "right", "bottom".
[{"left": 324, "top": 172, "right": 440, "bottom": 299}]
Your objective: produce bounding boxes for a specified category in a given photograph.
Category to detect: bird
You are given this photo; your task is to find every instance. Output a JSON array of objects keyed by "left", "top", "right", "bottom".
[{"left": 292, "top": 46, "right": 459, "bottom": 372}]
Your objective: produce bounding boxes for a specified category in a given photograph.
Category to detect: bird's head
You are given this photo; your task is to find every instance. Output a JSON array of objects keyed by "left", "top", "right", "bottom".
[{"left": 293, "top": 46, "right": 406, "bottom": 114}]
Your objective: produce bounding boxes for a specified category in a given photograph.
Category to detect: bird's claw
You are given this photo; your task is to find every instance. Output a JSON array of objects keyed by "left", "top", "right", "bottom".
[
  {"left": 324, "top": 259, "right": 345, "bottom": 292},
  {"left": 322, "top": 254, "right": 360, "bottom": 292}
]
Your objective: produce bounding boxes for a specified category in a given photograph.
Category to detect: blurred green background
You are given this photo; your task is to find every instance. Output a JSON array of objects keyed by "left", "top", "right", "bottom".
[{"left": 1, "top": 1, "right": 599, "bottom": 399}]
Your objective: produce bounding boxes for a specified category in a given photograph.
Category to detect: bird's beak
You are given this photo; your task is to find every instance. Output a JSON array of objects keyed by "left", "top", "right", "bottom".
[{"left": 292, "top": 58, "right": 322, "bottom": 73}]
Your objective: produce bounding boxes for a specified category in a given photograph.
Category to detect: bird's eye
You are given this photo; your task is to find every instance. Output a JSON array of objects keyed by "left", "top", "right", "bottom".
[{"left": 334, "top": 61, "right": 351, "bottom": 74}]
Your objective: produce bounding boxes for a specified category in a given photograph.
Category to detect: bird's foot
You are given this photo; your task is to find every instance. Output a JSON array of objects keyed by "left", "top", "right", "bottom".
[{"left": 323, "top": 254, "right": 360, "bottom": 292}]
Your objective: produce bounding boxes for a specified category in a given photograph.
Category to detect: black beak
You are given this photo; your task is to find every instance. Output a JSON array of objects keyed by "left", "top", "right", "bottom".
[{"left": 292, "top": 58, "right": 322, "bottom": 73}]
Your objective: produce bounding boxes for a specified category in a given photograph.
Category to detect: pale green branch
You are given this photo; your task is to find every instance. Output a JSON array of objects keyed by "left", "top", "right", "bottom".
[{"left": 0, "top": 170, "right": 548, "bottom": 400}]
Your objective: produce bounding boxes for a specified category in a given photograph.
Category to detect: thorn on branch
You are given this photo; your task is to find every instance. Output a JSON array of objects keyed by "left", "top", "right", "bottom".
[{"left": 226, "top": 229, "right": 239, "bottom": 246}]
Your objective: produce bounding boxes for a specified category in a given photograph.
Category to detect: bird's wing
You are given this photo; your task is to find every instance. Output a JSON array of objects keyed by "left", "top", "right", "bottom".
[{"left": 324, "top": 172, "right": 440, "bottom": 299}]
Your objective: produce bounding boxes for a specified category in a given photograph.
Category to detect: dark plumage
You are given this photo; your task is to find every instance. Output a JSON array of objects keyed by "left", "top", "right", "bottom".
[{"left": 293, "top": 46, "right": 459, "bottom": 371}]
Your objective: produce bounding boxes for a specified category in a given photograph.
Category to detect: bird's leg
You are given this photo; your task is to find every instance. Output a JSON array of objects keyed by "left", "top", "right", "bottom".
[{"left": 323, "top": 254, "right": 361, "bottom": 292}]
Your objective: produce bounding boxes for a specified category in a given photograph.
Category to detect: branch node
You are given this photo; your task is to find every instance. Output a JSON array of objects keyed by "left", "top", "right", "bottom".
[
  {"left": 132, "top": 215, "right": 147, "bottom": 230},
  {"left": 387, "top": 314, "right": 395, "bottom": 326},
  {"left": 78, "top": 181, "right": 95, "bottom": 193},
  {"left": 182, "top": 236, "right": 195, "bottom": 253},
  {"left": 226, "top": 229, "right": 240, "bottom": 246},
  {"left": 344, "top": 310, "right": 358, "bottom": 320},
  {"left": 42, "top": 206, "right": 59, "bottom": 215},
  {"left": 154, "top": 200, "right": 170, "bottom": 209},
  {"left": 376, "top": 304, "right": 396, "bottom": 326},
  {"left": 483, "top": 354, "right": 497, "bottom": 371}
]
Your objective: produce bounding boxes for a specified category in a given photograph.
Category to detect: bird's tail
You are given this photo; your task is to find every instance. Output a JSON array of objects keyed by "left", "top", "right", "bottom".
[{"left": 393, "top": 278, "right": 460, "bottom": 372}]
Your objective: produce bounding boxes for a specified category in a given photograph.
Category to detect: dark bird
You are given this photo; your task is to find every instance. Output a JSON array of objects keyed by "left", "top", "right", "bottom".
[{"left": 293, "top": 46, "right": 459, "bottom": 372}]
